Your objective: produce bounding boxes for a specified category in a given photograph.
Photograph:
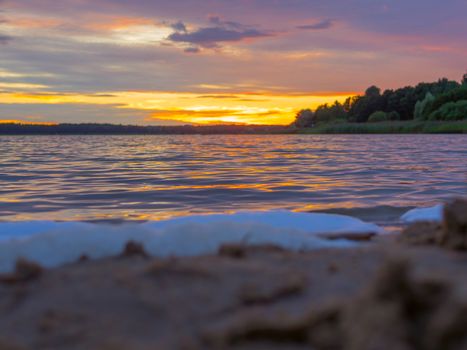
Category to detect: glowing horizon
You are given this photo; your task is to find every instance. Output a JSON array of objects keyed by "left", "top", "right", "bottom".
[
  {"left": 0, "top": 90, "right": 357, "bottom": 125},
  {"left": 0, "top": 0, "right": 465, "bottom": 125}
]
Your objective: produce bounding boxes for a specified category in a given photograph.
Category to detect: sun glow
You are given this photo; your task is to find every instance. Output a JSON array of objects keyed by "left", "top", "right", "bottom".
[
  {"left": 0, "top": 91, "right": 356, "bottom": 125},
  {"left": 112, "top": 25, "right": 173, "bottom": 44}
]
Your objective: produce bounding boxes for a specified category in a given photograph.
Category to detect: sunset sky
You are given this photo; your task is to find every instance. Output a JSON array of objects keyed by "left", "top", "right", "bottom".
[{"left": 0, "top": 0, "right": 466, "bottom": 125}]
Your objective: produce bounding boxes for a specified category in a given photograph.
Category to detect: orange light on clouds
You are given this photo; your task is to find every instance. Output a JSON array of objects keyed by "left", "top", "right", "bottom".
[{"left": 0, "top": 91, "right": 357, "bottom": 125}]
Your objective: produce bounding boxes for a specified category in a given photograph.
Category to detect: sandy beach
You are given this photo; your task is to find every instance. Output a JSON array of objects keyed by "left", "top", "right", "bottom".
[{"left": 0, "top": 199, "right": 465, "bottom": 350}]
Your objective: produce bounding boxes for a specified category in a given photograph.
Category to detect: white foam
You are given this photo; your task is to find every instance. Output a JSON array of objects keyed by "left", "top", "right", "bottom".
[
  {"left": 401, "top": 204, "right": 443, "bottom": 223},
  {"left": 143, "top": 210, "right": 384, "bottom": 234},
  {"left": 0, "top": 211, "right": 384, "bottom": 272}
]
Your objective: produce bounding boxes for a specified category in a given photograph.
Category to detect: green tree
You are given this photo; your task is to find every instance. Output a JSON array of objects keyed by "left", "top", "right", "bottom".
[
  {"left": 428, "top": 100, "right": 467, "bottom": 121},
  {"left": 314, "top": 101, "right": 346, "bottom": 124},
  {"left": 348, "top": 86, "right": 384, "bottom": 122},
  {"left": 426, "top": 86, "right": 467, "bottom": 116},
  {"left": 294, "top": 74, "right": 464, "bottom": 126},
  {"left": 414, "top": 92, "right": 435, "bottom": 120},
  {"left": 387, "top": 111, "right": 400, "bottom": 121},
  {"left": 293, "top": 109, "right": 314, "bottom": 128},
  {"left": 368, "top": 111, "right": 387, "bottom": 122},
  {"left": 343, "top": 96, "right": 358, "bottom": 113}
]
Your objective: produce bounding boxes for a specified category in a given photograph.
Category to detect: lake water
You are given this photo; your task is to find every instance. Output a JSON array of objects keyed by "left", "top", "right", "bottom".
[{"left": 1, "top": 134, "right": 466, "bottom": 227}]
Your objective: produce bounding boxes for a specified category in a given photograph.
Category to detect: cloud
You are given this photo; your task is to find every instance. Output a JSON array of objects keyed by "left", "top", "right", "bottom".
[
  {"left": 0, "top": 7, "right": 12, "bottom": 45},
  {"left": 297, "top": 19, "right": 334, "bottom": 30},
  {"left": 167, "top": 17, "right": 271, "bottom": 49},
  {"left": 184, "top": 46, "right": 200, "bottom": 53},
  {"left": 0, "top": 103, "right": 188, "bottom": 125},
  {"left": 168, "top": 26, "right": 270, "bottom": 48},
  {"left": 170, "top": 20, "right": 186, "bottom": 33},
  {"left": 1, "top": 0, "right": 466, "bottom": 127},
  {"left": 208, "top": 15, "right": 243, "bottom": 30}
]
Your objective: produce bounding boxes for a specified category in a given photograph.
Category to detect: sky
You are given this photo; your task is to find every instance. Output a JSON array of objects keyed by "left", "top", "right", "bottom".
[{"left": 0, "top": 0, "right": 466, "bottom": 125}]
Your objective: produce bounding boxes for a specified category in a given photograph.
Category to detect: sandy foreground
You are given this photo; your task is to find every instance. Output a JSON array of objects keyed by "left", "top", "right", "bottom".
[{"left": 0, "top": 199, "right": 466, "bottom": 350}]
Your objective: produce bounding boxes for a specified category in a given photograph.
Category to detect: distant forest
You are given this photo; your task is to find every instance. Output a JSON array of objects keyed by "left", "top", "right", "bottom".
[
  {"left": 294, "top": 73, "right": 467, "bottom": 128},
  {"left": 0, "top": 123, "right": 287, "bottom": 135}
]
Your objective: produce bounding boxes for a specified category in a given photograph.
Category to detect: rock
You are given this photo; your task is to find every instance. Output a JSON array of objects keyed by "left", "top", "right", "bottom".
[
  {"left": 78, "top": 254, "right": 89, "bottom": 262},
  {"left": 399, "top": 221, "right": 441, "bottom": 245},
  {"left": 238, "top": 274, "right": 306, "bottom": 305},
  {"left": 0, "top": 259, "right": 43, "bottom": 284},
  {"left": 399, "top": 198, "right": 467, "bottom": 251},
  {"left": 218, "top": 244, "right": 287, "bottom": 259},
  {"left": 120, "top": 241, "right": 149, "bottom": 258},
  {"left": 219, "top": 244, "right": 247, "bottom": 259},
  {"left": 439, "top": 198, "right": 467, "bottom": 250},
  {"left": 318, "top": 232, "right": 376, "bottom": 242},
  {"left": 201, "top": 303, "right": 343, "bottom": 349},
  {"left": 342, "top": 259, "right": 467, "bottom": 350},
  {"left": 0, "top": 338, "right": 26, "bottom": 350}
]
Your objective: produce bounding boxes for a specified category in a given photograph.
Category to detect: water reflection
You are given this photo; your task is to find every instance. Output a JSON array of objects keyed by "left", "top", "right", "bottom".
[{"left": 0, "top": 134, "right": 466, "bottom": 222}]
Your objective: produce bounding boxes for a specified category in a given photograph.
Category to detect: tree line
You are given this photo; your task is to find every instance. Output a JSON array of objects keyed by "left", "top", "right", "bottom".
[
  {"left": 294, "top": 73, "right": 467, "bottom": 128},
  {"left": 0, "top": 123, "right": 287, "bottom": 135}
]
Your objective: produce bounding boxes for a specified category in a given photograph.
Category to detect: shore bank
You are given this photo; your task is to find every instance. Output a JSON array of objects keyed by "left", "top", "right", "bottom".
[
  {"left": 1, "top": 121, "right": 467, "bottom": 135},
  {"left": 296, "top": 120, "right": 467, "bottom": 134},
  {"left": 0, "top": 199, "right": 466, "bottom": 350}
]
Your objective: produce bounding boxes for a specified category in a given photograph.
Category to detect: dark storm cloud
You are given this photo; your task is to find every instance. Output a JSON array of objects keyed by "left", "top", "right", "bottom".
[
  {"left": 297, "top": 19, "right": 334, "bottom": 30},
  {"left": 168, "top": 18, "right": 271, "bottom": 49}
]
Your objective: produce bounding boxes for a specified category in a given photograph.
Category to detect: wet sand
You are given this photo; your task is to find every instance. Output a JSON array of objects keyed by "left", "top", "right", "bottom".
[{"left": 0, "top": 199, "right": 466, "bottom": 350}]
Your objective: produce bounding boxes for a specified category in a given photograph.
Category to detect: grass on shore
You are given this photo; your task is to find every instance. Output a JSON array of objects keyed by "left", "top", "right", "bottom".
[{"left": 295, "top": 120, "right": 467, "bottom": 134}]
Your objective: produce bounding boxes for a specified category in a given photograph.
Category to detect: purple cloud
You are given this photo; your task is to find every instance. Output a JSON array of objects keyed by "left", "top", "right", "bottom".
[
  {"left": 167, "top": 18, "right": 271, "bottom": 49},
  {"left": 208, "top": 15, "right": 243, "bottom": 30},
  {"left": 297, "top": 19, "right": 334, "bottom": 30},
  {"left": 171, "top": 21, "right": 187, "bottom": 33}
]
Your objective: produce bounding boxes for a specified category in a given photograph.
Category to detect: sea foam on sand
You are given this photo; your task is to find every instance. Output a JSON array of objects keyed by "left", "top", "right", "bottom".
[
  {"left": 0, "top": 211, "right": 384, "bottom": 272},
  {"left": 401, "top": 204, "right": 444, "bottom": 223}
]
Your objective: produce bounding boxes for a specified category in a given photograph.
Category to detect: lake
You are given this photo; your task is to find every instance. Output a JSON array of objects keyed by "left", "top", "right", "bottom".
[{"left": 1, "top": 134, "right": 466, "bottom": 227}]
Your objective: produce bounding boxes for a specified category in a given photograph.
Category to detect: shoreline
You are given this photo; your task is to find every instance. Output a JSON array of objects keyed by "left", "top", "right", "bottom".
[
  {"left": 0, "top": 199, "right": 465, "bottom": 349},
  {"left": 0, "top": 121, "right": 466, "bottom": 135},
  {"left": 295, "top": 120, "right": 467, "bottom": 134}
]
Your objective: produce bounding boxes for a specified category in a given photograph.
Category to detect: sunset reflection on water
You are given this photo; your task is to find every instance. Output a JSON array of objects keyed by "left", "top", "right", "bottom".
[{"left": 0, "top": 134, "right": 466, "bottom": 223}]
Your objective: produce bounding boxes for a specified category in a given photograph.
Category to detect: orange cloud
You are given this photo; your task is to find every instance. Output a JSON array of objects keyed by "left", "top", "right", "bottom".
[
  {"left": 83, "top": 15, "right": 156, "bottom": 31},
  {"left": 0, "top": 90, "right": 356, "bottom": 125},
  {"left": 3, "top": 12, "right": 163, "bottom": 36}
]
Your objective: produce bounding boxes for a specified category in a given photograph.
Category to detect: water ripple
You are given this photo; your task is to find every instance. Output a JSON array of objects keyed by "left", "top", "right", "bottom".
[{"left": 0, "top": 134, "right": 466, "bottom": 222}]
